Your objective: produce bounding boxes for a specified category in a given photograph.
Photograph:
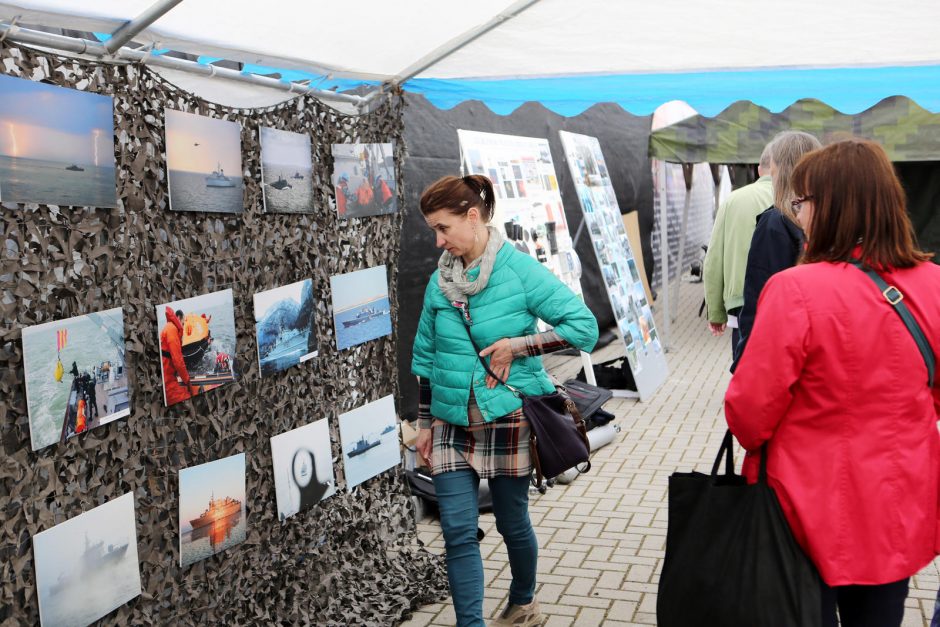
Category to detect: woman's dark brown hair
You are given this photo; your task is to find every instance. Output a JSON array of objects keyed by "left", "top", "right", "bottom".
[
  {"left": 419, "top": 175, "right": 496, "bottom": 222},
  {"left": 792, "top": 138, "right": 932, "bottom": 268}
]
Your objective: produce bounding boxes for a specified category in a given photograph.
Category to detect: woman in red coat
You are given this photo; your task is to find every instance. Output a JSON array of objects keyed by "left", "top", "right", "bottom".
[{"left": 725, "top": 139, "right": 940, "bottom": 627}]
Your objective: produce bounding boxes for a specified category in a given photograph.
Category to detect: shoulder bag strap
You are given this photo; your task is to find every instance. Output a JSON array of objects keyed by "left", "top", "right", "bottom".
[
  {"left": 459, "top": 314, "right": 524, "bottom": 397},
  {"left": 847, "top": 259, "right": 935, "bottom": 387}
]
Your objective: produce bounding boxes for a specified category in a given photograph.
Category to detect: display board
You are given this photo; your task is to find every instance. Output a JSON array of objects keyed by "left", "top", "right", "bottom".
[
  {"left": 0, "top": 41, "right": 445, "bottom": 625},
  {"left": 457, "top": 130, "right": 583, "bottom": 297},
  {"left": 559, "top": 131, "right": 668, "bottom": 400}
]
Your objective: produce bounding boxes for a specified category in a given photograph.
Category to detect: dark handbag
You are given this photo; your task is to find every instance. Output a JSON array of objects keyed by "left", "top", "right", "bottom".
[
  {"left": 461, "top": 322, "right": 591, "bottom": 488},
  {"left": 657, "top": 432, "right": 822, "bottom": 627}
]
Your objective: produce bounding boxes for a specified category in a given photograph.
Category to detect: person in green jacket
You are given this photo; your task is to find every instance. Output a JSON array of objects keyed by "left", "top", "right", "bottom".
[
  {"left": 412, "top": 174, "right": 598, "bottom": 627},
  {"left": 703, "top": 141, "right": 774, "bottom": 355}
]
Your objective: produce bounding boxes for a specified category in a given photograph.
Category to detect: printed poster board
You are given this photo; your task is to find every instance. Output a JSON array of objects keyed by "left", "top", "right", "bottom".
[
  {"left": 559, "top": 131, "right": 668, "bottom": 400},
  {"left": 457, "top": 130, "right": 583, "bottom": 298}
]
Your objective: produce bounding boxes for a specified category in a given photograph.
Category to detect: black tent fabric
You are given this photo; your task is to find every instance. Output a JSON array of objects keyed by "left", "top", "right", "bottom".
[{"left": 397, "top": 94, "right": 654, "bottom": 420}]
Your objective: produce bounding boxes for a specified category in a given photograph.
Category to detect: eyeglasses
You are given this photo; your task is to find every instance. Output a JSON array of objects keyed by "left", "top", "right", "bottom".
[{"left": 791, "top": 195, "right": 814, "bottom": 213}]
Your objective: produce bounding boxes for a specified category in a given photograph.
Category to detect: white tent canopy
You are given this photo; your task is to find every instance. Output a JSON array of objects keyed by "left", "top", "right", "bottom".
[{"left": 0, "top": 0, "right": 938, "bottom": 81}]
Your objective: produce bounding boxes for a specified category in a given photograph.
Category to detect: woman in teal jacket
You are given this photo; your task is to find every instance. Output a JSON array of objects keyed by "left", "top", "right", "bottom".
[{"left": 413, "top": 175, "right": 598, "bottom": 627}]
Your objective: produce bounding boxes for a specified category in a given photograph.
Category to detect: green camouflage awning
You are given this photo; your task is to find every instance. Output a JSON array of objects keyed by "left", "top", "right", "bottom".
[{"left": 649, "top": 96, "right": 940, "bottom": 164}]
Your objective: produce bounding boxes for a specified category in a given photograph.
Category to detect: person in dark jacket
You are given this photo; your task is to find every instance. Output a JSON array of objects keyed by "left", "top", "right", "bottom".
[{"left": 732, "top": 130, "right": 821, "bottom": 370}]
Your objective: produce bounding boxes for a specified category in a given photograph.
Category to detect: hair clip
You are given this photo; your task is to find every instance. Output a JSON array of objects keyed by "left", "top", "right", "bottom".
[{"left": 479, "top": 189, "right": 486, "bottom": 201}]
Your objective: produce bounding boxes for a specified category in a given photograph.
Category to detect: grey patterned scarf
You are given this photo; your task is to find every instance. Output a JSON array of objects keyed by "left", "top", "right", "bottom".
[{"left": 437, "top": 225, "right": 504, "bottom": 304}]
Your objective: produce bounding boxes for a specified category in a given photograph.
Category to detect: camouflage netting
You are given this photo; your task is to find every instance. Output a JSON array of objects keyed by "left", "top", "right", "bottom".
[
  {"left": 649, "top": 96, "right": 940, "bottom": 164},
  {"left": 0, "top": 42, "right": 447, "bottom": 625}
]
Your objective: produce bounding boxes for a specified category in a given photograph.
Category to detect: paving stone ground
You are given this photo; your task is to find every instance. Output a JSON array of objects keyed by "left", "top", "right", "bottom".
[{"left": 400, "top": 281, "right": 940, "bottom": 626}]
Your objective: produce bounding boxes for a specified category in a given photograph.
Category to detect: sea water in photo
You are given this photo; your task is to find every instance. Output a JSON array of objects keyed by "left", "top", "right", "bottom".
[
  {"left": 262, "top": 165, "right": 314, "bottom": 213},
  {"left": 23, "top": 309, "right": 129, "bottom": 452},
  {"left": 334, "top": 296, "right": 391, "bottom": 350},
  {"left": 339, "top": 395, "right": 400, "bottom": 489},
  {"left": 168, "top": 170, "right": 244, "bottom": 214},
  {"left": 180, "top": 510, "right": 247, "bottom": 569},
  {"left": 0, "top": 155, "right": 116, "bottom": 207}
]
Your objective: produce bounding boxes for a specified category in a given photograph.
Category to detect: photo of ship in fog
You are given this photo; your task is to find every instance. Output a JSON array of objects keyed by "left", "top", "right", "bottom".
[
  {"left": 260, "top": 126, "right": 314, "bottom": 214},
  {"left": 254, "top": 279, "right": 318, "bottom": 376},
  {"left": 330, "top": 265, "right": 392, "bottom": 351},
  {"left": 23, "top": 308, "right": 130, "bottom": 452},
  {"left": 33, "top": 492, "right": 141, "bottom": 627},
  {"left": 338, "top": 395, "right": 400, "bottom": 489},
  {"left": 179, "top": 453, "right": 246, "bottom": 568}
]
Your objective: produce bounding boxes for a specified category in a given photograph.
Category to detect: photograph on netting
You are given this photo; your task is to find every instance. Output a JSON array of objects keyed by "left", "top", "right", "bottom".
[
  {"left": 33, "top": 492, "right": 140, "bottom": 627},
  {"left": 165, "top": 108, "right": 243, "bottom": 213},
  {"left": 339, "top": 395, "right": 400, "bottom": 489},
  {"left": 179, "top": 453, "right": 247, "bottom": 569},
  {"left": 330, "top": 142, "right": 396, "bottom": 218},
  {"left": 155, "top": 289, "right": 237, "bottom": 407},
  {"left": 22, "top": 308, "right": 130, "bottom": 452},
  {"left": 329, "top": 265, "right": 391, "bottom": 350},
  {"left": 254, "top": 279, "right": 318, "bottom": 376},
  {"left": 260, "top": 126, "right": 315, "bottom": 214},
  {"left": 0, "top": 74, "right": 116, "bottom": 207},
  {"left": 270, "top": 418, "right": 336, "bottom": 521}
]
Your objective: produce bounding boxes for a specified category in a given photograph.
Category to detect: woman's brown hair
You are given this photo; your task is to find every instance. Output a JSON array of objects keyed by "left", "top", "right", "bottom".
[
  {"left": 793, "top": 138, "right": 932, "bottom": 268},
  {"left": 419, "top": 175, "right": 496, "bottom": 222}
]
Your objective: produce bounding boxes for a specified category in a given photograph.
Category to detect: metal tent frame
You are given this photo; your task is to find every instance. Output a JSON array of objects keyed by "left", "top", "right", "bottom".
[{"left": 0, "top": 0, "right": 542, "bottom": 113}]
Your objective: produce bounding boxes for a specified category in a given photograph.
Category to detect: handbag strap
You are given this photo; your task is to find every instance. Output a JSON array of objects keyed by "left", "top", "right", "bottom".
[
  {"left": 847, "top": 259, "right": 935, "bottom": 387},
  {"left": 459, "top": 315, "right": 525, "bottom": 397}
]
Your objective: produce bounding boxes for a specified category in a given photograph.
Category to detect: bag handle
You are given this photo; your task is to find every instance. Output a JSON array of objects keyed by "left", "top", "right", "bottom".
[
  {"left": 847, "top": 259, "right": 935, "bottom": 387},
  {"left": 713, "top": 430, "right": 770, "bottom": 484}
]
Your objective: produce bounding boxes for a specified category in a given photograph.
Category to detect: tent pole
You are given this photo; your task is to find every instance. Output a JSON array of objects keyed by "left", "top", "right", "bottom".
[
  {"left": 358, "top": 0, "right": 542, "bottom": 112},
  {"left": 0, "top": 24, "right": 365, "bottom": 107},
  {"left": 104, "top": 0, "right": 184, "bottom": 54},
  {"left": 657, "top": 159, "right": 671, "bottom": 352},
  {"left": 672, "top": 179, "right": 692, "bottom": 323}
]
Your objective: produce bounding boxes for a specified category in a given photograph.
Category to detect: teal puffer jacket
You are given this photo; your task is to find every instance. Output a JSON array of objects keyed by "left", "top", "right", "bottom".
[{"left": 411, "top": 242, "right": 599, "bottom": 426}]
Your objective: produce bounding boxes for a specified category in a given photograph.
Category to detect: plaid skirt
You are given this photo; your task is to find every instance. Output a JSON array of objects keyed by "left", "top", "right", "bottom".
[{"left": 430, "top": 396, "right": 531, "bottom": 479}]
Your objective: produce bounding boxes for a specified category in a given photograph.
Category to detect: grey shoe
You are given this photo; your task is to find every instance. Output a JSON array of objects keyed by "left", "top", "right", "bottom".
[{"left": 491, "top": 598, "right": 544, "bottom": 626}]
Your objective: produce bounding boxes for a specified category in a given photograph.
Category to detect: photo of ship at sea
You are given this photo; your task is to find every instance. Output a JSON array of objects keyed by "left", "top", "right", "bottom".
[
  {"left": 254, "top": 279, "right": 318, "bottom": 377},
  {"left": 0, "top": 74, "right": 116, "bottom": 207},
  {"left": 155, "top": 289, "right": 238, "bottom": 407},
  {"left": 179, "top": 453, "right": 247, "bottom": 569},
  {"left": 330, "top": 142, "right": 397, "bottom": 218},
  {"left": 33, "top": 492, "right": 141, "bottom": 627},
  {"left": 270, "top": 418, "right": 335, "bottom": 521},
  {"left": 330, "top": 265, "right": 392, "bottom": 351},
  {"left": 22, "top": 308, "right": 131, "bottom": 452},
  {"left": 260, "top": 126, "right": 314, "bottom": 214},
  {"left": 165, "top": 108, "right": 243, "bottom": 214},
  {"left": 338, "top": 395, "right": 400, "bottom": 489}
]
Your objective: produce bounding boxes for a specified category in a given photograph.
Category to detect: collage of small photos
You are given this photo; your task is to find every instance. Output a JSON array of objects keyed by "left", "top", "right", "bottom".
[
  {"left": 1, "top": 72, "right": 403, "bottom": 626},
  {"left": 560, "top": 131, "right": 662, "bottom": 375}
]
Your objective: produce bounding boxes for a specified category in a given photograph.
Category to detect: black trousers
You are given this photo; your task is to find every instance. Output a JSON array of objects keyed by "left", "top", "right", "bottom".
[
  {"left": 727, "top": 306, "right": 742, "bottom": 360},
  {"left": 821, "top": 578, "right": 909, "bottom": 627}
]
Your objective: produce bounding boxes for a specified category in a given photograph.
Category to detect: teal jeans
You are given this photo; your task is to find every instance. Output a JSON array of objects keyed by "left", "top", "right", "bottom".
[{"left": 432, "top": 470, "right": 537, "bottom": 627}]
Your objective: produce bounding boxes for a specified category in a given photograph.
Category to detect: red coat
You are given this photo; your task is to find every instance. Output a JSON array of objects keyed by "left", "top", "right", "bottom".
[{"left": 725, "top": 259, "right": 940, "bottom": 586}]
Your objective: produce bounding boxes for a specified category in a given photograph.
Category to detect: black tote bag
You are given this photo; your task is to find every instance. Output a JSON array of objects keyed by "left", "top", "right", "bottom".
[{"left": 657, "top": 431, "right": 822, "bottom": 627}]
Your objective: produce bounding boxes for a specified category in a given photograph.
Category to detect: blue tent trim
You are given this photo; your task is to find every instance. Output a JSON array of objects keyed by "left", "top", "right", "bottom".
[{"left": 401, "top": 65, "right": 940, "bottom": 117}]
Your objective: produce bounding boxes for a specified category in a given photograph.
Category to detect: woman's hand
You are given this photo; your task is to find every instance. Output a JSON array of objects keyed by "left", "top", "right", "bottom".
[
  {"left": 479, "top": 338, "right": 514, "bottom": 389},
  {"left": 416, "top": 427, "right": 433, "bottom": 467}
]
